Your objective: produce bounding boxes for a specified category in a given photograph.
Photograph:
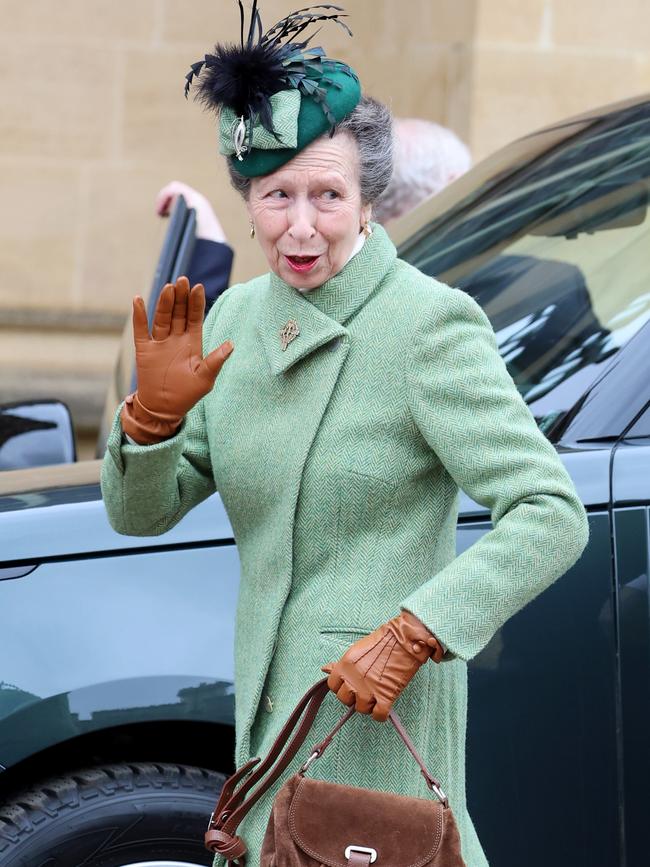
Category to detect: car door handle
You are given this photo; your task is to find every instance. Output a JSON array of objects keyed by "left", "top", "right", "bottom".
[{"left": 0, "top": 564, "right": 38, "bottom": 581}]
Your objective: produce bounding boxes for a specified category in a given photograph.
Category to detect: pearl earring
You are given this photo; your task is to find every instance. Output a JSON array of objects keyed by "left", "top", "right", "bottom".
[
  {"left": 249, "top": 220, "right": 255, "bottom": 239},
  {"left": 362, "top": 222, "right": 373, "bottom": 238}
]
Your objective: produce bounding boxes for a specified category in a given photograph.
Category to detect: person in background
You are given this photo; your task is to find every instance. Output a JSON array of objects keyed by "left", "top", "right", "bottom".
[
  {"left": 158, "top": 120, "right": 471, "bottom": 313},
  {"left": 372, "top": 118, "right": 471, "bottom": 224},
  {"left": 155, "top": 180, "right": 234, "bottom": 317}
]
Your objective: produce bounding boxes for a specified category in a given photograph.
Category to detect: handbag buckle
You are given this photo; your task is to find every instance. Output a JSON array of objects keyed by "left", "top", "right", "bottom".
[
  {"left": 345, "top": 845, "right": 377, "bottom": 863},
  {"left": 431, "top": 781, "right": 448, "bottom": 804},
  {"left": 421, "top": 770, "right": 449, "bottom": 806},
  {"left": 299, "top": 749, "right": 321, "bottom": 773},
  {"left": 206, "top": 808, "right": 230, "bottom": 831}
]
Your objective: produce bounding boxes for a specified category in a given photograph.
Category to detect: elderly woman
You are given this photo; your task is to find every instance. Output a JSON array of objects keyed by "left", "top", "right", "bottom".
[{"left": 101, "top": 5, "right": 589, "bottom": 866}]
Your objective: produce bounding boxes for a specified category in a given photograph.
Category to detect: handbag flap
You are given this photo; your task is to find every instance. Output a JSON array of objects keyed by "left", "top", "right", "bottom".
[{"left": 288, "top": 776, "right": 444, "bottom": 867}]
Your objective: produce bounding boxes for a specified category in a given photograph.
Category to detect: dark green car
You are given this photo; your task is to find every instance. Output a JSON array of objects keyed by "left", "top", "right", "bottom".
[{"left": 1, "top": 94, "right": 649, "bottom": 867}]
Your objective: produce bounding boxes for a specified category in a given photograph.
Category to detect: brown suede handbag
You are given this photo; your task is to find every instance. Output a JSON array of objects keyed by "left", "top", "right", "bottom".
[{"left": 205, "top": 677, "right": 467, "bottom": 867}]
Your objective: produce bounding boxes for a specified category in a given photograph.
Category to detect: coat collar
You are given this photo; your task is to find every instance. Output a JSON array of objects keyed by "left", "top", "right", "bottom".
[{"left": 256, "top": 223, "right": 397, "bottom": 375}]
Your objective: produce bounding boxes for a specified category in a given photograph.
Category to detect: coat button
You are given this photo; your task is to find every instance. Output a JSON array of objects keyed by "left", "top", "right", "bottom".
[{"left": 263, "top": 694, "right": 274, "bottom": 713}]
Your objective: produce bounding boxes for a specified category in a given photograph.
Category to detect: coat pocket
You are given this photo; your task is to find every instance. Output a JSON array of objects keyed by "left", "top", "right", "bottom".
[
  {"left": 319, "top": 625, "right": 370, "bottom": 638},
  {"left": 318, "top": 625, "right": 370, "bottom": 669}
]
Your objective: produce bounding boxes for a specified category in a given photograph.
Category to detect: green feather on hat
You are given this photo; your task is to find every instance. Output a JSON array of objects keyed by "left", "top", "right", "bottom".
[{"left": 184, "top": 2, "right": 361, "bottom": 177}]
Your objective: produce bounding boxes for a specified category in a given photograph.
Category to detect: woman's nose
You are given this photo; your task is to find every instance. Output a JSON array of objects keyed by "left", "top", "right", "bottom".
[{"left": 287, "top": 201, "right": 317, "bottom": 241}]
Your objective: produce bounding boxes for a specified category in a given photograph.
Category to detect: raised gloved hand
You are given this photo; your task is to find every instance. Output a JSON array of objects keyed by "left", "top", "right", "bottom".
[
  {"left": 121, "top": 275, "right": 234, "bottom": 445},
  {"left": 321, "top": 610, "right": 445, "bottom": 722}
]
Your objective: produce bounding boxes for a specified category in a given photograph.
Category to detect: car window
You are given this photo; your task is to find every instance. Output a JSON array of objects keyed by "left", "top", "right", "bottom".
[{"left": 399, "top": 102, "right": 650, "bottom": 438}]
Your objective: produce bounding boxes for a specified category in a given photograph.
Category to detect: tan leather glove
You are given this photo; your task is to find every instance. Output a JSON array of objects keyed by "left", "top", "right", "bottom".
[
  {"left": 321, "top": 610, "right": 445, "bottom": 722},
  {"left": 121, "top": 276, "right": 233, "bottom": 444}
]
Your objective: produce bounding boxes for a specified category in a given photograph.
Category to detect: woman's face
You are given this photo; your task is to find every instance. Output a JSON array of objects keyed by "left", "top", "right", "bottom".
[{"left": 247, "top": 131, "right": 371, "bottom": 291}]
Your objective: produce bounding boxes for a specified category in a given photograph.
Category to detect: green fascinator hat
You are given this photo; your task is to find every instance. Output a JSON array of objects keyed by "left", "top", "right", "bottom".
[{"left": 184, "top": 2, "right": 361, "bottom": 178}]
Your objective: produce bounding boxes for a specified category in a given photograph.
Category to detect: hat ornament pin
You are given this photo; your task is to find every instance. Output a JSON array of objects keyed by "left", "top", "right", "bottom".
[{"left": 232, "top": 115, "right": 248, "bottom": 160}]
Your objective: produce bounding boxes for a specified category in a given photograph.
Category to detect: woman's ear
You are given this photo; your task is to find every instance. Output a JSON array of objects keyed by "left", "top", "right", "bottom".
[{"left": 360, "top": 202, "right": 372, "bottom": 229}]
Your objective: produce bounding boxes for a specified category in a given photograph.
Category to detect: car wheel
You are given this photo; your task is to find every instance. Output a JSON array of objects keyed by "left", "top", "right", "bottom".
[{"left": 0, "top": 761, "right": 225, "bottom": 866}]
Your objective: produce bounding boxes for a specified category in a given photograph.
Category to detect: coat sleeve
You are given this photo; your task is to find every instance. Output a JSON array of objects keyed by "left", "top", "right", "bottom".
[
  {"left": 400, "top": 286, "right": 590, "bottom": 662},
  {"left": 99, "top": 292, "right": 227, "bottom": 537}
]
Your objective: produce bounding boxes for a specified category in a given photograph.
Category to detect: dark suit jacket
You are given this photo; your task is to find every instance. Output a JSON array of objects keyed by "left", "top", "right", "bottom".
[{"left": 188, "top": 239, "right": 234, "bottom": 317}]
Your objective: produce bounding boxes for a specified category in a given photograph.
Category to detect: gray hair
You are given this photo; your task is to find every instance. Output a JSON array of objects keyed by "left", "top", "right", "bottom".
[{"left": 226, "top": 95, "right": 393, "bottom": 206}]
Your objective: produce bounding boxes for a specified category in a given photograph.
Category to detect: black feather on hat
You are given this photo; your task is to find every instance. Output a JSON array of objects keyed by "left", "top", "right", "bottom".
[{"left": 184, "top": 2, "right": 355, "bottom": 136}]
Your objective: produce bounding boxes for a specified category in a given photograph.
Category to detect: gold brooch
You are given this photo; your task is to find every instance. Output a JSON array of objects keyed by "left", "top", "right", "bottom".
[{"left": 279, "top": 319, "right": 300, "bottom": 351}]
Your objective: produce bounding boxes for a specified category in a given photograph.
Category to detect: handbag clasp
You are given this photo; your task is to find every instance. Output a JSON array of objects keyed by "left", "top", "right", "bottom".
[{"left": 345, "top": 845, "right": 377, "bottom": 863}]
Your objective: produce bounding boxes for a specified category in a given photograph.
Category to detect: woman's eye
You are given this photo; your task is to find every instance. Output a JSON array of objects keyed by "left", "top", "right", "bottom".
[
  {"left": 322, "top": 190, "right": 339, "bottom": 200},
  {"left": 269, "top": 189, "right": 288, "bottom": 199}
]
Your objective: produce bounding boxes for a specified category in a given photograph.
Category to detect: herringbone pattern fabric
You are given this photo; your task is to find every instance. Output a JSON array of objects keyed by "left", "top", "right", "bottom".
[
  {"left": 101, "top": 224, "right": 589, "bottom": 867},
  {"left": 219, "top": 89, "right": 301, "bottom": 155}
]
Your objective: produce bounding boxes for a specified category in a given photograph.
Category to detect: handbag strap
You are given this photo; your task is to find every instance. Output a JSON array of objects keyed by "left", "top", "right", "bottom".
[
  {"left": 205, "top": 678, "right": 331, "bottom": 859},
  {"left": 233, "top": 679, "right": 330, "bottom": 811},
  {"left": 388, "top": 710, "right": 448, "bottom": 805},
  {"left": 205, "top": 677, "right": 449, "bottom": 863},
  {"left": 303, "top": 703, "right": 449, "bottom": 807}
]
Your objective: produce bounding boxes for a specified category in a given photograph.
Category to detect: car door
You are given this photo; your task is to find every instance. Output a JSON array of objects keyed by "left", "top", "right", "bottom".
[
  {"left": 464, "top": 320, "right": 650, "bottom": 867},
  {"left": 457, "top": 432, "right": 616, "bottom": 867},
  {"left": 0, "top": 463, "right": 239, "bottom": 771},
  {"left": 574, "top": 335, "right": 650, "bottom": 867},
  {"left": 612, "top": 431, "right": 650, "bottom": 867}
]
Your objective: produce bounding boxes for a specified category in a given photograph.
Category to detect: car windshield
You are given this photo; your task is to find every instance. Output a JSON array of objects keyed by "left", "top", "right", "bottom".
[{"left": 398, "top": 100, "right": 650, "bottom": 437}]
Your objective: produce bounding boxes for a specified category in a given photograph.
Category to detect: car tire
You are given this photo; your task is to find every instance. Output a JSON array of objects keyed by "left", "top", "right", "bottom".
[{"left": 0, "top": 761, "right": 226, "bottom": 866}]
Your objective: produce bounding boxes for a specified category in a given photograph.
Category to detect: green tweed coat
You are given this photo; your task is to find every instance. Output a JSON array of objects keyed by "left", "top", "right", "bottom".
[{"left": 101, "top": 224, "right": 589, "bottom": 867}]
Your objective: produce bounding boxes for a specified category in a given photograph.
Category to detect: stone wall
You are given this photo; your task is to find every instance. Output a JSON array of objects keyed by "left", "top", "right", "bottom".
[
  {"left": 471, "top": 0, "right": 650, "bottom": 159},
  {"left": 0, "top": 0, "right": 648, "bottom": 457}
]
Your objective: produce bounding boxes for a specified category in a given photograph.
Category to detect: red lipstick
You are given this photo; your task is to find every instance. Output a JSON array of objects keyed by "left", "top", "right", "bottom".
[{"left": 285, "top": 254, "right": 320, "bottom": 273}]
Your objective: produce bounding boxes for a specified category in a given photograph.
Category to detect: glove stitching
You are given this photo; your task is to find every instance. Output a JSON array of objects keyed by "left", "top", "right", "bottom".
[
  {"left": 376, "top": 635, "right": 397, "bottom": 683},
  {"left": 359, "top": 632, "right": 399, "bottom": 686},
  {"left": 352, "top": 631, "right": 390, "bottom": 671}
]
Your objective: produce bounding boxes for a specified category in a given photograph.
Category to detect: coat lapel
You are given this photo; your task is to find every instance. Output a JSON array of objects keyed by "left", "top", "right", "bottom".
[{"left": 256, "top": 277, "right": 347, "bottom": 375}]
